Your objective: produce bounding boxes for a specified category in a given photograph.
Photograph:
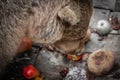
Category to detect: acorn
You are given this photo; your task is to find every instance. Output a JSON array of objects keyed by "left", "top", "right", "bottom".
[
  {"left": 87, "top": 49, "right": 115, "bottom": 76},
  {"left": 95, "top": 20, "right": 111, "bottom": 35}
]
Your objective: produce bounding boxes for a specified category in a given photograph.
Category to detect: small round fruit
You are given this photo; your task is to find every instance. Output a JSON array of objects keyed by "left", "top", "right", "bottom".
[
  {"left": 96, "top": 20, "right": 111, "bottom": 35},
  {"left": 23, "top": 65, "right": 39, "bottom": 79}
]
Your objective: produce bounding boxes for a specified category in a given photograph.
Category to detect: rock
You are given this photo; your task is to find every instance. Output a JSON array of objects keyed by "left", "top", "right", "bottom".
[
  {"left": 87, "top": 49, "right": 115, "bottom": 76},
  {"left": 89, "top": 8, "right": 110, "bottom": 29},
  {"left": 93, "top": 0, "right": 116, "bottom": 10}
]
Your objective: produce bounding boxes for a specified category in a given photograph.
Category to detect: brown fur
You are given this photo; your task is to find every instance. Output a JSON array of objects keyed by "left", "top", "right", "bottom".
[
  {"left": 54, "top": 29, "right": 91, "bottom": 54},
  {"left": 0, "top": 0, "right": 92, "bottom": 76},
  {"left": 54, "top": 0, "right": 93, "bottom": 54}
]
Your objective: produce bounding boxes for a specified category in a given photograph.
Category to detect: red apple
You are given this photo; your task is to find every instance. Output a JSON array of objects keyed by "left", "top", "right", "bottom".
[{"left": 23, "top": 65, "right": 39, "bottom": 79}]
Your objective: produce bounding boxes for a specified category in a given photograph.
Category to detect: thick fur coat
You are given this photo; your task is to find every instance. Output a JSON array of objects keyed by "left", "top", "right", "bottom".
[{"left": 0, "top": 0, "right": 92, "bottom": 76}]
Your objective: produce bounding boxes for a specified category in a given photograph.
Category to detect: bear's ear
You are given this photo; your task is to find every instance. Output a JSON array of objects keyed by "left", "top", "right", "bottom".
[
  {"left": 58, "top": 6, "right": 79, "bottom": 26},
  {"left": 57, "top": 0, "right": 93, "bottom": 26},
  {"left": 57, "top": 1, "right": 81, "bottom": 26}
]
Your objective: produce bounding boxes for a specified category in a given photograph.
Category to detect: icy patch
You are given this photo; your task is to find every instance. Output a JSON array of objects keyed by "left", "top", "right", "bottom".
[{"left": 65, "top": 67, "right": 87, "bottom": 80}]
